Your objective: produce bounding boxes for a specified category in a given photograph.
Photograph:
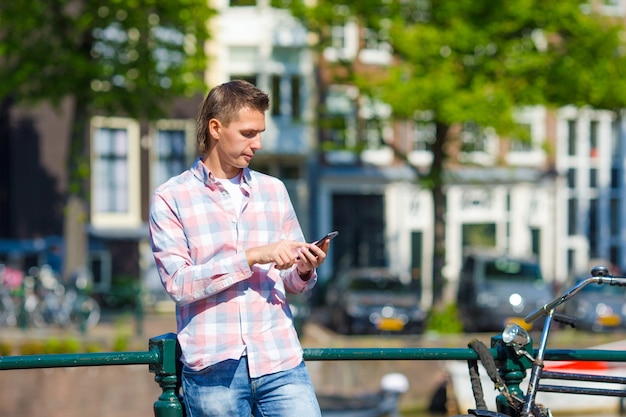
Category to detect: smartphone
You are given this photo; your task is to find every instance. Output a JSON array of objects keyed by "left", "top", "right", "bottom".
[
  {"left": 297, "top": 231, "right": 338, "bottom": 260},
  {"left": 312, "top": 231, "right": 339, "bottom": 247}
]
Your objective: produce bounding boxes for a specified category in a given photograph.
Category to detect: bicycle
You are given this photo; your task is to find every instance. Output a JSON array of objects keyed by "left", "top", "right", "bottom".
[
  {"left": 453, "top": 265, "right": 626, "bottom": 417},
  {"left": 29, "top": 266, "right": 101, "bottom": 331}
]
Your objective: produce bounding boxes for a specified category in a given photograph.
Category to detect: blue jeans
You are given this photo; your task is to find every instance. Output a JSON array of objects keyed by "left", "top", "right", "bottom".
[{"left": 181, "top": 357, "right": 321, "bottom": 417}]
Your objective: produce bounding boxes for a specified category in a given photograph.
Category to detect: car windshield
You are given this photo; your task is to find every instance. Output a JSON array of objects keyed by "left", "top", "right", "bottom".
[
  {"left": 483, "top": 258, "right": 542, "bottom": 282},
  {"left": 348, "top": 277, "right": 407, "bottom": 292}
]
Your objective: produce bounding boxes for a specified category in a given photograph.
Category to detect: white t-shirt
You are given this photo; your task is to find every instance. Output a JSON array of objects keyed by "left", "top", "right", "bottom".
[{"left": 220, "top": 174, "right": 244, "bottom": 213}]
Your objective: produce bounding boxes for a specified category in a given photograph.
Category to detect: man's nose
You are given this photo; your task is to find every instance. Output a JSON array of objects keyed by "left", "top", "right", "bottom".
[{"left": 251, "top": 134, "right": 262, "bottom": 150}]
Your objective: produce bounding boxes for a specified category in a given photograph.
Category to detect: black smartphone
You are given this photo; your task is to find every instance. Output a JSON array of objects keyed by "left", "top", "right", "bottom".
[
  {"left": 312, "top": 231, "right": 339, "bottom": 247},
  {"left": 297, "top": 231, "right": 339, "bottom": 260}
]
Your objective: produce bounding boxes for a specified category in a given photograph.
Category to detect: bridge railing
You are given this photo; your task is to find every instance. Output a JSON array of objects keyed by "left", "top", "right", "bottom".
[{"left": 3, "top": 332, "right": 626, "bottom": 417}]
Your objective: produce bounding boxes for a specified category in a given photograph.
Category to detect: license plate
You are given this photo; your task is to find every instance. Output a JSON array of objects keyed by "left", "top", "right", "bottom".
[
  {"left": 598, "top": 314, "right": 621, "bottom": 327},
  {"left": 505, "top": 317, "right": 533, "bottom": 331},
  {"left": 377, "top": 317, "right": 405, "bottom": 331}
]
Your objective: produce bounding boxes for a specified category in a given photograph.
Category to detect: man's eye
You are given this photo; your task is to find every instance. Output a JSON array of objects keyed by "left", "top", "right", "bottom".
[{"left": 242, "top": 131, "right": 257, "bottom": 138}]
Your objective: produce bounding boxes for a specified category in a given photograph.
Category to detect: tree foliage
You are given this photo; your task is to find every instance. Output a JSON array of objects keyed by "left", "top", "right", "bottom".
[
  {"left": 0, "top": 0, "right": 213, "bottom": 118},
  {"left": 283, "top": 0, "right": 626, "bottom": 304},
  {"left": 0, "top": 0, "right": 214, "bottom": 274}
]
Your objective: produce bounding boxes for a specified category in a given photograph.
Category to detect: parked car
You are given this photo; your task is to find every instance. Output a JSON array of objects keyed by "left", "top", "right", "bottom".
[
  {"left": 456, "top": 250, "right": 553, "bottom": 332},
  {"left": 326, "top": 268, "right": 426, "bottom": 335},
  {"left": 562, "top": 274, "right": 626, "bottom": 332}
]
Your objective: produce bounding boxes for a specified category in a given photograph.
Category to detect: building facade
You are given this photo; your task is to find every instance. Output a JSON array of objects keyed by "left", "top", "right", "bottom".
[{"left": 2, "top": 0, "right": 626, "bottom": 311}]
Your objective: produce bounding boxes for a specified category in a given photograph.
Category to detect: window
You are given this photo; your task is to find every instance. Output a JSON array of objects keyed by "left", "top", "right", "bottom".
[
  {"left": 323, "top": 19, "right": 359, "bottom": 61},
  {"left": 461, "top": 122, "right": 488, "bottom": 153},
  {"left": 359, "top": 96, "right": 392, "bottom": 150},
  {"left": 291, "top": 75, "right": 301, "bottom": 119},
  {"left": 567, "top": 120, "right": 577, "bottom": 156},
  {"left": 230, "top": 74, "right": 257, "bottom": 85},
  {"left": 506, "top": 106, "right": 546, "bottom": 166},
  {"left": 323, "top": 86, "right": 357, "bottom": 150},
  {"left": 459, "top": 122, "right": 496, "bottom": 165},
  {"left": 151, "top": 119, "right": 195, "bottom": 190},
  {"left": 270, "top": 74, "right": 302, "bottom": 119},
  {"left": 590, "top": 120, "right": 599, "bottom": 158},
  {"left": 90, "top": 117, "right": 141, "bottom": 228},
  {"left": 359, "top": 27, "right": 392, "bottom": 65},
  {"left": 509, "top": 123, "right": 533, "bottom": 152},
  {"left": 271, "top": 75, "right": 281, "bottom": 116},
  {"left": 412, "top": 111, "right": 436, "bottom": 151},
  {"left": 568, "top": 198, "right": 577, "bottom": 235}
]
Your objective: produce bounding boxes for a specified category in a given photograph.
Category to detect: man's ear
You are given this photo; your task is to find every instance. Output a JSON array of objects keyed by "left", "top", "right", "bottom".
[{"left": 208, "top": 118, "right": 221, "bottom": 140}]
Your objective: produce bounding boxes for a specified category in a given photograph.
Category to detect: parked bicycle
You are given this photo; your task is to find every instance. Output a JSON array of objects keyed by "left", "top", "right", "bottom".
[
  {"left": 0, "top": 264, "right": 22, "bottom": 327},
  {"left": 29, "top": 265, "right": 101, "bottom": 331},
  {"left": 454, "top": 265, "right": 626, "bottom": 417}
]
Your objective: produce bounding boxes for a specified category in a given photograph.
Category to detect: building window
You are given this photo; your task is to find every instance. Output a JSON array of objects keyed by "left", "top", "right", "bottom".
[
  {"left": 151, "top": 119, "right": 195, "bottom": 190},
  {"left": 230, "top": 74, "right": 258, "bottom": 86},
  {"left": 567, "top": 168, "right": 576, "bottom": 188},
  {"left": 359, "top": 96, "right": 391, "bottom": 150},
  {"left": 509, "top": 123, "right": 533, "bottom": 152},
  {"left": 270, "top": 74, "right": 301, "bottom": 119},
  {"left": 589, "top": 198, "right": 598, "bottom": 257},
  {"left": 359, "top": 27, "right": 392, "bottom": 65},
  {"left": 567, "top": 120, "right": 577, "bottom": 156},
  {"left": 323, "top": 86, "right": 357, "bottom": 150},
  {"left": 90, "top": 117, "right": 141, "bottom": 228},
  {"left": 611, "top": 167, "right": 620, "bottom": 189},
  {"left": 459, "top": 121, "right": 496, "bottom": 165},
  {"left": 590, "top": 120, "right": 599, "bottom": 158},
  {"left": 568, "top": 198, "right": 577, "bottom": 235},
  {"left": 610, "top": 197, "right": 619, "bottom": 234},
  {"left": 291, "top": 75, "right": 301, "bottom": 119},
  {"left": 589, "top": 168, "right": 597, "bottom": 189},
  {"left": 412, "top": 111, "right": 436, "bottom": 151},
  {"left": 271, "top": 75, "right": 281, "bottom": 116},
  {"left": 323, "top": 19, "right": 359, "bottom": 61}
]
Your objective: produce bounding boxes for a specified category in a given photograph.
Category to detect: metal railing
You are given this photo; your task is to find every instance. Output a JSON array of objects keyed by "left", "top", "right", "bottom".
[{"left": 3, "top": 332, "right": 626, "bottom": 417}]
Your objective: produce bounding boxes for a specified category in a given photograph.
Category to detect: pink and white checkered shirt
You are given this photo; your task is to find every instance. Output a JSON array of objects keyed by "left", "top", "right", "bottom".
[{"left": 149, "top": 158, "right": 317, "bottom": 377}]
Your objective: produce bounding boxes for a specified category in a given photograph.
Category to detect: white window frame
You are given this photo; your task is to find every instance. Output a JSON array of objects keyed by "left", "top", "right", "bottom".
[
  {"left": 149, "top": 119, "right": 197, "bottom": 192},
  {"left": 506, "top": 106, "right": 547, "bottom": 166},
  {"left": 358, "top": 27, "right": 392, "bottom": 65},
  {"left": 458, "top": 122, "right": 498, "bottom": 166},
  {"left": 323, "top": 21, "right": 359, "bottom": 62},
  {"left": 90, "top": 116, "right": 141, "bottom": 229}
]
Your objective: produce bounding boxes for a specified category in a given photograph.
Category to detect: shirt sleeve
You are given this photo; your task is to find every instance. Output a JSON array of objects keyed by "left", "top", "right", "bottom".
[
  {"left": 149, "top": 191, "right": 252, "bottom": 306},
  {"left": 276, "top": 183, "right": 318, "bottom": 294}
]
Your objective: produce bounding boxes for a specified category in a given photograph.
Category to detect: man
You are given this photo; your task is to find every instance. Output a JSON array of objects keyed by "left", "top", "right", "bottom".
[{"left": 149, "top": 80, "right": 327, "bottom": 417}]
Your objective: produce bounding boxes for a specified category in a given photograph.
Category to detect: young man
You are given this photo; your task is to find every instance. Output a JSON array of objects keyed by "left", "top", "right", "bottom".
[{"left": 149, "top": 80, "right": 327, "bottom": 417}]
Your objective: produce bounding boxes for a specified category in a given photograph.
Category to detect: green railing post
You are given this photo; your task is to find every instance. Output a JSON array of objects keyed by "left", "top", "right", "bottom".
[
  {"left": 149, "top": 333, "right": 184, "bottom": 417},
  {"left": 491, "top": 334, "right": 533, "bottom": 415}
]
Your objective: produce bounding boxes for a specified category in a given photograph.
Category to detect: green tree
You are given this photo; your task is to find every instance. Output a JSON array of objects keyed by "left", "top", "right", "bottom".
[
  {"left": 0, "top": 0, "right": 214, "bottom": 276},
  {"left": 283, "top": 0, "right": 626, "bottom": 305}
]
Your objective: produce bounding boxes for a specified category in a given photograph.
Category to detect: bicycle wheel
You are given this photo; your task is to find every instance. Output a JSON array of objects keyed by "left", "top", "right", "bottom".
[
  {"left": 0, "top": 294, "right": 17, "bottom": 327},
  {"left": 71, "top": 297, "right": 101, "bottom": 329}
]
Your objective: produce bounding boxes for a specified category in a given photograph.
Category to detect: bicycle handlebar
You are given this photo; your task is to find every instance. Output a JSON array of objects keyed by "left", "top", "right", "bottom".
[{"left": 524, "top": 265, "right": 626, "bottom": 324}]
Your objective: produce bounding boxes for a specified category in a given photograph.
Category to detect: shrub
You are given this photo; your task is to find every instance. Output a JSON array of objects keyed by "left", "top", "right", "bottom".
[{"left": 426, "top": 303, "right": 464, "bottom": 334}]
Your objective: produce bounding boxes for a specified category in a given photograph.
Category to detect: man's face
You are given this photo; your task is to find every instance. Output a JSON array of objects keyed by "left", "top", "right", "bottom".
[{"left": 209, "top": 107, "right": 265, "bottom": 178}]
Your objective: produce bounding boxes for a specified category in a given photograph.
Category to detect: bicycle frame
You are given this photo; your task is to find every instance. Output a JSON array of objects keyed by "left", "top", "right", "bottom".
[{"left": 468, "top": 266, "right": 626, "bottom": 417}]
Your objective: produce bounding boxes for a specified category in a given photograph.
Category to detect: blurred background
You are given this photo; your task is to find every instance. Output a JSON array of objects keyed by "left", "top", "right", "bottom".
[{"left": 2, "top": 1, "right": 626, "bottom": 416}]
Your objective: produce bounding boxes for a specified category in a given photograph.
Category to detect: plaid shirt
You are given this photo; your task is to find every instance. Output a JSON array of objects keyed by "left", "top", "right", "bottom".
[{"left": 149, "top": 158, "right": 316, "bottom": 377}]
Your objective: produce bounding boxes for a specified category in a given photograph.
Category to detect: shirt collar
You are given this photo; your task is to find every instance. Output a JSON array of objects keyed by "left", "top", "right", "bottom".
[{"left": 191, "top": 157, "right": 253, "bottom": 191}]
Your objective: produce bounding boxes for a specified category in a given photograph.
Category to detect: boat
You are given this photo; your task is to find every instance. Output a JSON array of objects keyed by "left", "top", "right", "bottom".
[{"left": 318, "top": 373, "right": 409, "bottom": 417}]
